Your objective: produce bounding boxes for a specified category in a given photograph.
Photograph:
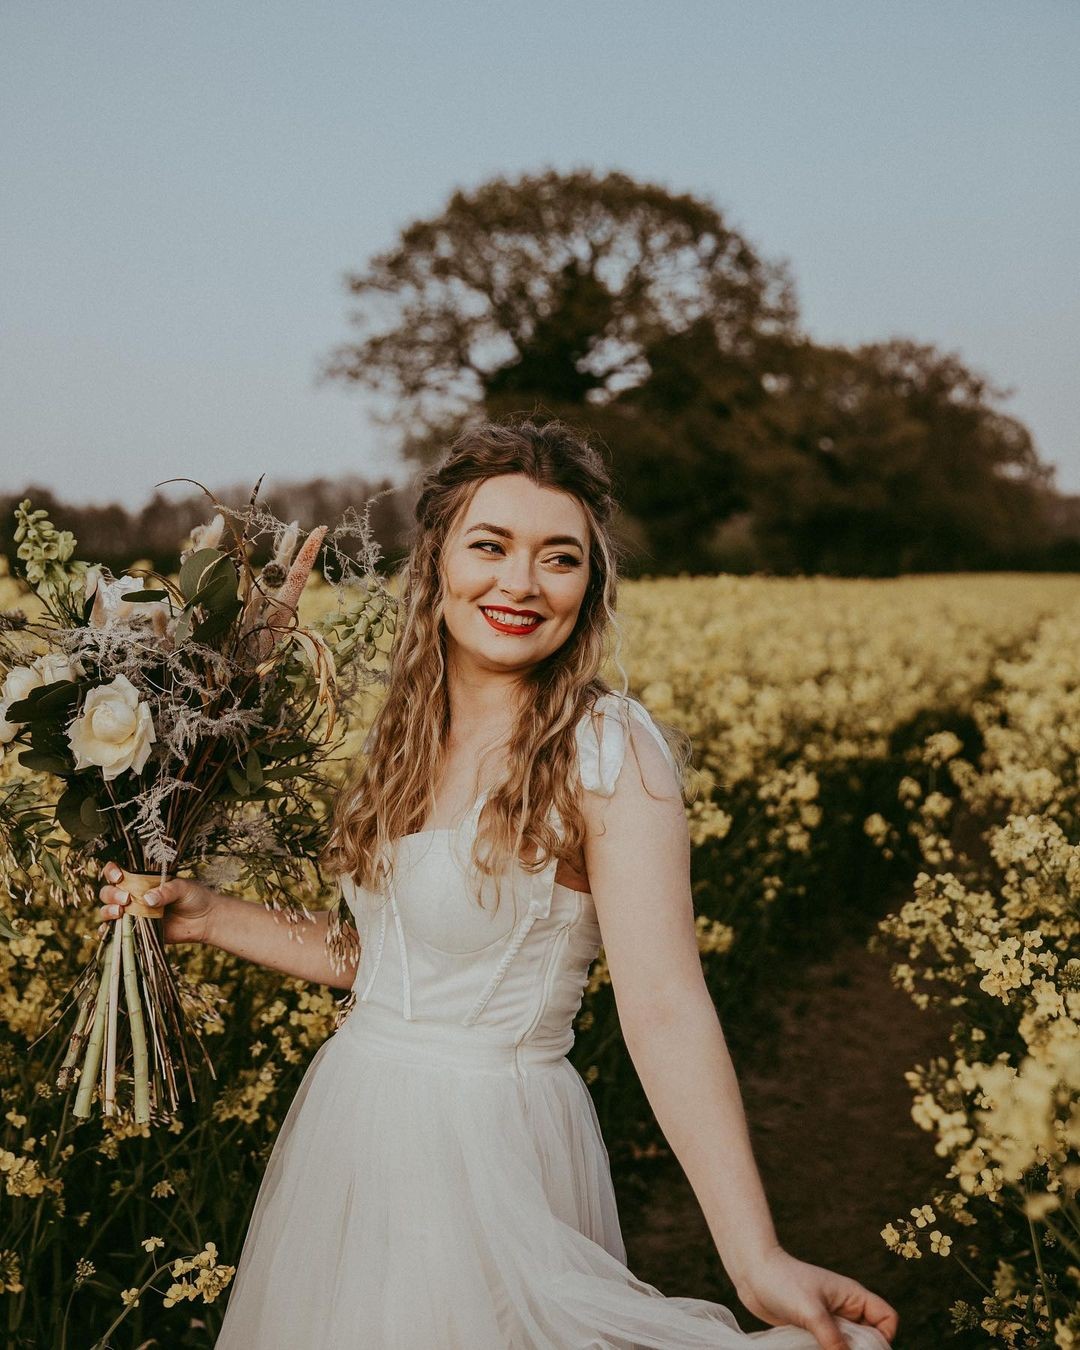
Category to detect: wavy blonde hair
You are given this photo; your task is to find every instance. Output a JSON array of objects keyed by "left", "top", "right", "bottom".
[{"left": 320, "top": 415, "right": 692, "bottom": 910}]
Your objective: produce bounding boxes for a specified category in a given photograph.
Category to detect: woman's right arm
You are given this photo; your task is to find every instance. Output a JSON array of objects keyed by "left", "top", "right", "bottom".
[{"left": 98, "top": 864, "right": 359, "bottom": 991}]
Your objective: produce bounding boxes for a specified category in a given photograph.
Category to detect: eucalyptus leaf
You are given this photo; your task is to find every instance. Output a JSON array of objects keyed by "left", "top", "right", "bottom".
[
  {"left": 18, "top": 750, "right": 71, "bottom": 775},
  {"left": 192, "top": 597, "right": 242, "bottom": 643},
  {"left": 173, "top": 610, "right": 194, "bottom": 645},
  {"left": 261, "top": 764, "right": 310, "bottom": 783},
  {"left": 269, "top": 738, "right": 311, "bottom": 758},
  {"left": 187, "top": 556, "right": 238, "bottom": 613},
  {"left": 5, "top": 679, "right": 79, "bottom": 722},
  {"left": 179, "top": 547, "right": 226, "bottom": 602},
  {"left": 79, "top": 796, "right": 108, "bottom": 835},
  {"left": 56, "top": 784, "right": 93, "bottom": 839}
]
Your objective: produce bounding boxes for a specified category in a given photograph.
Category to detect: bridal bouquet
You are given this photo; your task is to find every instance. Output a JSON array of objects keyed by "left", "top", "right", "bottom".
[{"left": 0, "top": 482, "right": 394, "bottom": 1125}]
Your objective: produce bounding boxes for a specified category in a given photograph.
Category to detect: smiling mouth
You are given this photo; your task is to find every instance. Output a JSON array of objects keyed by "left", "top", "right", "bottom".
[{"left": 480, "top": 606, "right": 545, "bottom": 633}]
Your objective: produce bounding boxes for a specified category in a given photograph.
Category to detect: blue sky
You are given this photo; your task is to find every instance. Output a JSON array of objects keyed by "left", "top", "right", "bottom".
[{"left": 2, "top": 0, "right": 1077, "bottom": 507}]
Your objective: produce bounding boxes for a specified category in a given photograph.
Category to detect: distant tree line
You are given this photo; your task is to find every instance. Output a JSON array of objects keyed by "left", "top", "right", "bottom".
[
  {"left": 3, "top": 168, "right": 1077, "bottom": 579},
  {"left": 0, "top": 476, "right": 412, "bottom": 584}
]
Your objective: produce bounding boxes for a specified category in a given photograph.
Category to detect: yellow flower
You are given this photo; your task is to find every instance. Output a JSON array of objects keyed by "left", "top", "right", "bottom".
[
  {"left": 150, "top": 1179, "right": 175, "bottom": 1198},
  {"left": 140, "top": 1235, "right": 165, "bottom": 1253},
  {"left": 120, "top": 1287, "right": 140, "bottom": 1308},
  {"left": 162, "top": 1279, "right": 197, "bottom": 1308},
  {"left": 928, "top": 1230, "right": 952, "bottom": 1256},
  {"left": 195, "top": 1263, "right": 236, "bottom": 1303}
]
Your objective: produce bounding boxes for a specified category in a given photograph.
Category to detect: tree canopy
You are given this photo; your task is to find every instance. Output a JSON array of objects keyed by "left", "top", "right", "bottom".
[
  {"left": 323, "top": 167, "right": 796, "bottom": 445},
  {"left": 322, "top": 167, "right": 1064, "bottom": 576}
]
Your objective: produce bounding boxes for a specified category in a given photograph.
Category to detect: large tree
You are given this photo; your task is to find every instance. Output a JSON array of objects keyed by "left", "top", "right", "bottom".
[
  {"left": 741, "top": 339, "right": 1054, "bottom": 574},
  {"left": 322, "top": 167, "right": 797, "bottom": 467}
]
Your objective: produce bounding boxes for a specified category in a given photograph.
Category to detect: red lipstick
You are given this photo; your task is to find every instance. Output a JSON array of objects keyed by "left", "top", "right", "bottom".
[{"left": 479, "top": 605, "right": 545, "bottom": 635}]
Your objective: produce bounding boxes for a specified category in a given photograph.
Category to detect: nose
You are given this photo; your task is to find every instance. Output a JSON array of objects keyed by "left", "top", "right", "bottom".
[{"left": 499, "top": 556, "right": 540, "bottom": 600}]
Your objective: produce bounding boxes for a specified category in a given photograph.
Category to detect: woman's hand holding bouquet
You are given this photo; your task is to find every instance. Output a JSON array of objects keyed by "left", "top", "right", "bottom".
[{"left": 97, "top": 863, "right": 216, "bottom": 947}]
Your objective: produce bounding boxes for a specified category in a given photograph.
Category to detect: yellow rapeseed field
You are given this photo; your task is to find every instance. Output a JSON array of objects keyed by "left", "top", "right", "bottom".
[{"left": 1, "top": 568, "right": 1078, "bottom": 1344}]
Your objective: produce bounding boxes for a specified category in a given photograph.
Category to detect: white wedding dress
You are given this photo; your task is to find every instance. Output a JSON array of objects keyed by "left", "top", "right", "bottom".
[{"left": 214, "top": 694, "right": 890, "bottom": 1349}]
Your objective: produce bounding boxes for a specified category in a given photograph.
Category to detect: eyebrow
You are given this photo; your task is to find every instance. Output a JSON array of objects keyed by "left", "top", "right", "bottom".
[{"left": 464, "top": 523, "right": 586, "bottom": 552}]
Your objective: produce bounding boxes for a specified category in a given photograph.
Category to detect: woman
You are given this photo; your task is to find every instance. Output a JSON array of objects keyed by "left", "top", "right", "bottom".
[{"left": 98, "top": 417, "right": 899, "bottom": 1349}]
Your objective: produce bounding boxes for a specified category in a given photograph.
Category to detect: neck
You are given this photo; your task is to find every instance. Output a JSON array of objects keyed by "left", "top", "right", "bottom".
[{"left": 444, "top": 660, "right": 527, "bottom": 746}]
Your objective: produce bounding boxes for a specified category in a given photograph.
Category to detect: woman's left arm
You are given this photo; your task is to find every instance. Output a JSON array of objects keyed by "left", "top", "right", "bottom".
[{"left": 582, "top": 722, "right": 898, "bottom": 1350}]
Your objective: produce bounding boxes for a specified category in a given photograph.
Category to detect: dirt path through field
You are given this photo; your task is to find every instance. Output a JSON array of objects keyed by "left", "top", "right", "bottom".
[{"left": 619, "top": 922, "right": 979, "bottom": 1348}]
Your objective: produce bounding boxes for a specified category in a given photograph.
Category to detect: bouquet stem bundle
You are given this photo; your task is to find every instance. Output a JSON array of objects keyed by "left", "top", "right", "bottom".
[{"left": 59, "top": 873, "right": 194, "bottom": 1125}]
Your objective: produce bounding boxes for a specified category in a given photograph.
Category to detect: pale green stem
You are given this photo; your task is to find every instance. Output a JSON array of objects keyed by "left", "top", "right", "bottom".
[
  {"left": 103, "top": 914, "right": 124, "bottom": 1115},
  {"left": 73, "top": 937, "right": 115, "bottom": 1119},
  {"left": 87, "top": 1256, "right": 180, "bottom": 1350},
  {"left": 57, "top": 985, "right": 96, "bottom": 1088},
  {"left": 121, "top": 913, "right": 151, "bottom": 1124}
]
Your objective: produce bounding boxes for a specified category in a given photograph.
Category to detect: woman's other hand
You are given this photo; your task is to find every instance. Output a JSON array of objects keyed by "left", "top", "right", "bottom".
[
  {"left": 735, "top": 1246, "right": 898, "bottom": 1349},
  {"left": 97, "top": 863, "right": 217, "bottom": 946}
]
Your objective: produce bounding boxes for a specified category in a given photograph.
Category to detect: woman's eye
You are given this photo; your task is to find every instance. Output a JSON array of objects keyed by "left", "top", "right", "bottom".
[{"left": 470, "top": 541, "right": 580, "bottom": 567}]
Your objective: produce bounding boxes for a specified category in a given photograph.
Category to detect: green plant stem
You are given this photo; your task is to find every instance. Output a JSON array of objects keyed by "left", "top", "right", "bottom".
[
  {"left": 121, "top": 913, "right": 151, "bottom": 1124},
  {"left": 58, "top": 984, "right": 95, "bottom": 1081},
  {"left": 73, "top": 936, "right": 116, "bottom": 1119},
  {"left": 950, "top": 1249, "right": 995, "bottom": 1298},
  {"left": 102, "top": 779, "right": 143, "bottom": 872},
  {"left": 103, "top": 913, "right": 123, "bottom": 1115},
  {"left": 87, "top": 1257, "right": 176, "bottom": 1350},
  {"left": 1023, "top": 1191, "right": 1057, "bottom": 1324}
]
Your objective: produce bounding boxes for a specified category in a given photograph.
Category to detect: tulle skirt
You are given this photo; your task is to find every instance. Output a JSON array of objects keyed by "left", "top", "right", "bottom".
[{"left": 214, "top": 1002, "right": 891, "bottom": 1350}]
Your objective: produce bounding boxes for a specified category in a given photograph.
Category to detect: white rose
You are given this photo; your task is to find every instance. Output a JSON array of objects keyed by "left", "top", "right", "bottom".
[
  {"left": 1, "top": 665, "right": 44, "bottom": 705},
  {"left": 0, "top": 701, "right": 18, "bottom": 744},
  {"left": 66, "top": 673, "right": 157, "bottom": 780},
  {"left": 0, "top": 664, "right": 43, "bottom": 742},
  {"left": 0, "top": 653, "right": 86, "bottom": 741},
  {"left": 33, "top": 652, "right": 85, "bottom": 685},
  {"left": 89, "top": 574, "right": 168, "bottom": 630}
]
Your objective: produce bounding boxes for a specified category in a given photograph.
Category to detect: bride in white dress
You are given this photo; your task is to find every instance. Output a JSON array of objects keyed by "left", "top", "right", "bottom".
[{"left": 98, "top": 417, "right": 898, "bottom": 1349}]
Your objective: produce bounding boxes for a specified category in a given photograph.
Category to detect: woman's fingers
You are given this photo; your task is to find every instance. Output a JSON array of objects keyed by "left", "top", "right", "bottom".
[{"left": 96, "top": 864, "right": 191, "bottom": 948}]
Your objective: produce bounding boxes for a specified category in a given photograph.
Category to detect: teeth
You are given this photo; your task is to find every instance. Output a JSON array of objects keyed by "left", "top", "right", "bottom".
[{"left": 482, "top": 607, "right": 540, "bottom": 628}]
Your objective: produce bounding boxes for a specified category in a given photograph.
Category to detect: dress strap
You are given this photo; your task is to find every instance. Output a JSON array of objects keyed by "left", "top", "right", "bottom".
[{"left": 575, "top": 691, "right": 679, "bottom": 797}]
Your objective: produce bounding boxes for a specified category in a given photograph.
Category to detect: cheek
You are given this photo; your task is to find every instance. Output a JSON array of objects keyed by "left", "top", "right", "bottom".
[
  {"left": 554, "top": 579, "right": 589, "bottom": 620},
  {"left": 443, "top": 555, "right": 480, "bottom": 598}
]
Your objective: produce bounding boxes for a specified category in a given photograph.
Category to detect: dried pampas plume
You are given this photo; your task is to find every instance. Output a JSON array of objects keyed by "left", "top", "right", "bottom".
[
  {"left": 251, "top": 525, "right": 327, "bottom": 662},
  {"left": 180, "top": 513, "right": 226, "bottom": 564}
]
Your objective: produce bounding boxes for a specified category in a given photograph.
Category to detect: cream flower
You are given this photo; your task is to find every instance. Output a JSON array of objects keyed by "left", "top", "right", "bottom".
[
  {"left": 88, "top": 572, "right": 169, "bottom": 630},
  {"left": 66, "top": 674, "right": 156, "bottom": 780},
  {"left": 1, "top": 664, "right": 45, "bottom": 706},
  {"left": 0, "top": 707, "right": 18, "bottom": 745},
  {"left": 0, "top": 654, "right": 83, "bottom": 742},
  {"left": 33, "top": 651, "right": 85, "bottom": 685}
]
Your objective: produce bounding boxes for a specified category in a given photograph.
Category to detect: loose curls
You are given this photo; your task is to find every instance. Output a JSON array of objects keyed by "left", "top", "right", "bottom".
[{"left": 319, "top": 414, "right": 691, "bottom": 912}]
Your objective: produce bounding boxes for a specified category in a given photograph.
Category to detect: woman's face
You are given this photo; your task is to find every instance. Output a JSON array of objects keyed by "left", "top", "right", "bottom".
[{"left": 440, "top": 474, "right": 592, "bottom": 679}]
